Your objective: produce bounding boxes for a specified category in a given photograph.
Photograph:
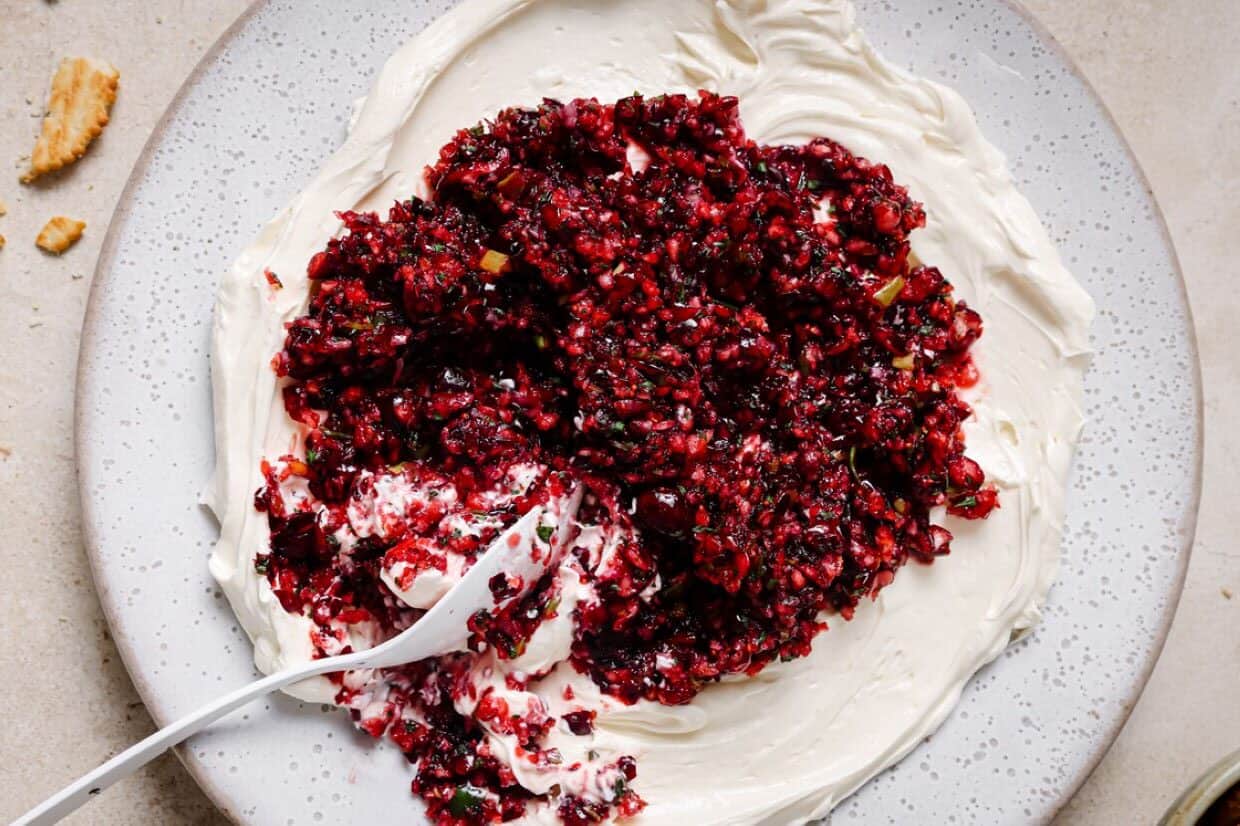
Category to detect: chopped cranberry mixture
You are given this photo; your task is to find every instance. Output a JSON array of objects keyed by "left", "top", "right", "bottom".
[{"left": 255, "top": 91, "right": 995, "bottom": 823}]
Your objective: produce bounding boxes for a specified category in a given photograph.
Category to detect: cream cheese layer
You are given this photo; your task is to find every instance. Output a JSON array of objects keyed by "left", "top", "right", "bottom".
[{"left": 207, "top": 1, "right": 1094, "bottom": 822}]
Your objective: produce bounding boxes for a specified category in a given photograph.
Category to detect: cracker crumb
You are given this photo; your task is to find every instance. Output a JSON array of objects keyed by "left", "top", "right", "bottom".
[
  {"left": 1223, "top": 587, "right": 1234, "bottom": 600},
  {"left": 35, "top": 215, "right": 86, "bottom": 253}
]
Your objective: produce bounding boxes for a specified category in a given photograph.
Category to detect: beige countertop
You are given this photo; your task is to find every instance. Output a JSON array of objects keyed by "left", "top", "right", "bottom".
[{"left": 0, "top": 1, "right": 1235, "bottom": 823}]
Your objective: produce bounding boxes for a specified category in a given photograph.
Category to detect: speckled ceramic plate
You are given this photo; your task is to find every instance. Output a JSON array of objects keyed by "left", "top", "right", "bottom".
[{"left": 76, "top": 0, "right": 1201, "bottom": 823}]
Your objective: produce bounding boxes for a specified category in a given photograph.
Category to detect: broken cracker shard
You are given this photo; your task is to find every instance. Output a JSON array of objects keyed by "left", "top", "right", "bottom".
[
  {"left": 22, "top": 57, "right": 120, "bottom": 183},
  {"left": 36, "top": 216, "right": 86, "bottom": 254}
]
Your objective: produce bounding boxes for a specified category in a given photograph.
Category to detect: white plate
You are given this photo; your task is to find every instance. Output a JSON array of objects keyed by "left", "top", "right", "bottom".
[{"left": 77, "top": 0, "right": 1201, "bottom": 822}]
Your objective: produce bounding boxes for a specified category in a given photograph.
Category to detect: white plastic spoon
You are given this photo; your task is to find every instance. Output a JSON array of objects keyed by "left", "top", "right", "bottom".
[{"left": 16, "top": 487, "right": 581, "bottom": 826}]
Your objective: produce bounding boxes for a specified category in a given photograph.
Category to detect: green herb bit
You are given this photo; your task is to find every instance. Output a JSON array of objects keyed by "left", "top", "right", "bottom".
[{"left": 448, "top": 785, "right": 486, "bottom": 817}]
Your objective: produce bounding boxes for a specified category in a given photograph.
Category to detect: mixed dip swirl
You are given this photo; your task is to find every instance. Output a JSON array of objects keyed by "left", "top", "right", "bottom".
[{"left": 208, "top": 1, "right": 1094, "bottom": 823}]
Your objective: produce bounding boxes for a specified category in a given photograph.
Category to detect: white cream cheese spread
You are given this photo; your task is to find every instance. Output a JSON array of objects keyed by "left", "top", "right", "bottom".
[{"left": 206, "top": 0, "right": 1095, "bottom": 822}]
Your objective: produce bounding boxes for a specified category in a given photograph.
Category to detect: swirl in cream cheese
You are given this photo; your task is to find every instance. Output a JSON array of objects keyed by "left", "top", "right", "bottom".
[{"left": 206, "top": 0, "right": 1094, "bottom": 822}]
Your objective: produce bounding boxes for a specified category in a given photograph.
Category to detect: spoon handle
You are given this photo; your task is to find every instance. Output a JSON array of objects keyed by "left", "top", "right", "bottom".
[{"left": 14, "top": 663, "right": 327, "bottom": 825}]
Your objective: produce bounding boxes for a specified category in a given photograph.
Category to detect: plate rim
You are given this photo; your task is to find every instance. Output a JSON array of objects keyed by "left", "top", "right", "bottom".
[{"left": 74, "top": 0, "right": 1204, "bottom": 821}]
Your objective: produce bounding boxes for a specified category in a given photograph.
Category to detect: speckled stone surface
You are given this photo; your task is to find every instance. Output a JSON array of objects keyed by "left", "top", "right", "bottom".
[{"left": 0, "top": 1, "right": 1234, "bottom": 824}]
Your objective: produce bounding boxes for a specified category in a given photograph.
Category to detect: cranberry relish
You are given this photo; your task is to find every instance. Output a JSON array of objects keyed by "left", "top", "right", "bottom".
[{"left": 257, "top": 91, "right": 995, "bottom": 823}]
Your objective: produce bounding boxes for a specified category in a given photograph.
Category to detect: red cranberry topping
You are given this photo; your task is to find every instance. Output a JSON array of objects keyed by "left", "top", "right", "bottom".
[
  {"left": 257, "top": 91, "right": 996, "bottom": 824},
  {"left": 561, "top": 710, "right": 596, "bottom": 736},
  {"left": 377, "top": 662, "right": 537, "bottom": 824}
]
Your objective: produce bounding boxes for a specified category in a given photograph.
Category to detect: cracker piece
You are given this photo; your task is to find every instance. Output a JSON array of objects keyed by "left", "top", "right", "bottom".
[
  {"left": 22, "top": 57, "right": 120, "bottom": 183},
  {"left": 35, "top": 216, "right": 86, "bottom": 253}
]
